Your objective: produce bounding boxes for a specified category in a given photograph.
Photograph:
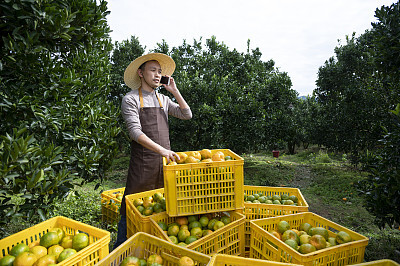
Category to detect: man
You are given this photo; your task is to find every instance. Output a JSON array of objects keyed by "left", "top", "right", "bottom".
[{"left": 113, "top": 53, "right": 192, "bottom": 248}]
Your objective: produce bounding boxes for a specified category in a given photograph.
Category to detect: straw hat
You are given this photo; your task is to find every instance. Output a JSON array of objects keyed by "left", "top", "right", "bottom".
[{"left": 124, "top": 53, "right": 176, "bottom": 90}]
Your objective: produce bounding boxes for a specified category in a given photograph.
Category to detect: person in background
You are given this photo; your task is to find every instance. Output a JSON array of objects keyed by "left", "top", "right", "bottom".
[{"left": 113, "top": 53, "right": 192, "bottom": 249}]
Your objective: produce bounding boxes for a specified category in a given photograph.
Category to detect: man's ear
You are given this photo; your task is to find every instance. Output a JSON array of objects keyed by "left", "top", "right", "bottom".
[{"left": 137, "top": 69, "right": 143, "bottom": 78}]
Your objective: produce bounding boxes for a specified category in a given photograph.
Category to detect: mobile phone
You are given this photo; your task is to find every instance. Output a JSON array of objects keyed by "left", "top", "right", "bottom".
[{"left": 160, "top": 76, "right": 170, "bottom": 85}]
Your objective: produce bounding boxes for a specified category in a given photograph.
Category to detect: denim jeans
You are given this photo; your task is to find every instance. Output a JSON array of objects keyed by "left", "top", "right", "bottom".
[{"left": 113, "top": 215, "right": 127, "bottom": 250}]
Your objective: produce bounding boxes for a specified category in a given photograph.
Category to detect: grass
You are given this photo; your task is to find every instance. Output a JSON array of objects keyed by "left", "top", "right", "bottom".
[{"left": 1, "top": 147, "right": 399, "bottom": 263}]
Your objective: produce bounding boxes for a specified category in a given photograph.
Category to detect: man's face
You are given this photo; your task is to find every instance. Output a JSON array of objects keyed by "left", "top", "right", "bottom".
[{"left": 138, "top": 60, "right": 162, "bottom": 89}]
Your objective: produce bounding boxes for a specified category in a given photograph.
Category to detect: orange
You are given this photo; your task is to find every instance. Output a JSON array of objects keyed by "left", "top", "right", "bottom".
[
  {"left": 201, "top": 158, "right": 212, "bottom": 163},
  {"left": 336, "top": 231, "right": 352, "bottom": 244},
  {"left": 168, "top": 161, "right": 177, "bottom": 165},
  {"left": 120, "top": 256, "right": 140, "bottom": 266},
  {"left": 0, "top": 255, "right": 15, "bottom": 266},
  {"left": 48, "top": 227, "right": 65, "bottom": 243},
  {"left": 282, "top": 230, "right": 300, "bottom": 244},
  {"left": 309, "top": 235, "right": 327, "bottom": 250},
  {"left": 187, "top": 215, "right": 198, "bottom": 223},
  {"left": 175, "top": 152, "right": 188, "bottom": 164},
  {"left": 178, "top": 256, "right": 195, "bottom": 266},
  {"left": 188, "top": 221, "right": 202, "bottom": 231},
  {"left": 13, "top": 252, "right": 37, "bottom": 266},
  {"left": 328, "top": 237, "right": 337, "bottom": 246},
  {"left": 202, "top": 229, "right": 213, "bottom": 237},
  {"left": 269, "top": 230, "right": 282, "bottom": 240},
  {"left": 133, "top": 198, "right": 143, "bottom": 207},
  {"left": 207, "top": 219, "right": 218, "bottom": 230},
  {"left": 277, "top": 220, "right": 290, "bottom": 234},
  {"left": 142, "top": 206, "right": 154, "bottom": 216},
  {"left": 34, "top": 254, "right": 57, "bottom": 266},
  {"left": 299, "top": 234, "right": 311, "bottom": 245},
  {"left": 153, "top": 192, "right": 164, "bottom": 202},
  {"left": 213, "top": 221, "right": 225, "bottom": 231},
  {"left": 48, "top": 245, "right": 64, "bottom": 259},
  {"left": 30, "top": 245, "right": 47, "bottom": 259},
  {"left": 285, "top": 239, "right": 298, "bottom": 250},
  {"left": 299, "top": 222, "right": 312, "bottom": 234},
  {"left": 157, "top": 221, "right": 168, "bottom": 231},
  {"left": 147, "top": 254, "right": 163, "bottom": 264},
  {"left": 185, "top": 235, "right": 197, "bottom": 245},
  {"left": 116, "top": 194, "right": 123, "bottom": 201},
  {"left": 40, "top": 231, "right": 59, "bottom": 248},
  {"left": 168, "top": 225, "right": 180, "bottom": 237},
  {"left": 180, "top": 224, "right": 189, "bottom": 231},
  {"left": 190, "top": 227, "right": 203, "bottom": 239},
  {"left": 72, "top": 233, "right": 89, "bottom": 251},
  {"left": 178, "top": 229, "right": 191, "bottom": 242},
  {"left": 298, "top": 243, "right": 316, "bottom": 254},
  {"left": 176, "top": 217, "right": 188, "bottom": 226},
  {"left": 60, "top": 235, "right": 73, "bottom": 249},
  {"left": 309, "top": 227, "right": 329, "bottom": 240},
  {"left": 212, "top": 151, "right": 225, "bottom": 161},
  {"left": 200, "top": 149, "right": 212, "bottom": 160},
  {"left": 199, "top": 216, "right": 209, "bottom": 227},
  {"left": 28, "top": 241, "right": 40, "bottom": 249},
  {"left": 220, "top": 216, "right": 231, "bottom": 225},
  {"left": 10, "top": 243, "right": 30, "bottom": 257},
  {"left": 57, "top": 248, "right": 77, "bottom": 263},
  {"left": 142, "top": 199, "right": 153, "bottom": 208},
  {"left": 169, "top": 235, "right": 178, "bottom": 244},
  {"left": 185, "top": 156, "right": 199, "bottom": 164},
  {"left": 187, "top": 151, "right": 201, "bottom": 161}
]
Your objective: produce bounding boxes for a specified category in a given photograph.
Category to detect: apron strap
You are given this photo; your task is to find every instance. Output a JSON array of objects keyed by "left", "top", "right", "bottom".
[{"left": 139, "top": 87, "right": 163, "bottom": 108}]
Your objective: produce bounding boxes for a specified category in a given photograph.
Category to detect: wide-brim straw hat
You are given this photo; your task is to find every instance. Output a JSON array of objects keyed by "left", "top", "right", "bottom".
[{"left": 124, "top": 53, "right": 176, "bottom": 90}]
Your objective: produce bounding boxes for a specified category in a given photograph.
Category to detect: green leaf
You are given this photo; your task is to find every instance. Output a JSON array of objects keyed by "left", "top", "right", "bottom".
[{"left": 37, "top": 209, "right": 46, "bottom": 221}]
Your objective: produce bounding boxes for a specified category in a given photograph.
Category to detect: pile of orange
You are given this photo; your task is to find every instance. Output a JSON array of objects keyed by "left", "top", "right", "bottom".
[
  {"left": 132, "top": 192, "right": 166, "bottom": 216},
  {"left": 168, "top": 149, "right": 233, "bottom": 165},
  {"left": 269, "top": 220, "right": 353, "bottom": 254},
  {"left": 120, "top": 254, "right": 194, "bottom": 266},
  {"left": 156, "top": 213, "right": 231, "bottom": 247},
  {"left": 0, "top": 228, "right": 89, "bottom": 266}
]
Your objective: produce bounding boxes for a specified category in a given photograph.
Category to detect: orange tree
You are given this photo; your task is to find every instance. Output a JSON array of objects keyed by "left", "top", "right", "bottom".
[
  {"left": 314, "top": 1, "right": 400, "bottom": 227},
  {"left": 152, "top": 37, "right": 298, "bottom": 153},
  {"left": 0, "top": 0, "right": 120, "bottom": 224},
  {"left": 109, "top": 36, "right": 145, "bottom": 153},
  {"left": 357, "top": 2, "right": 400, "bottom": 228}
]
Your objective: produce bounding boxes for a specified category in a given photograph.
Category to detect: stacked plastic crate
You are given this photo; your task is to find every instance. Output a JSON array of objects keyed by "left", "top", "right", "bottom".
[{"left": 148, "top": 149, "right": 246, "bottom": 257}]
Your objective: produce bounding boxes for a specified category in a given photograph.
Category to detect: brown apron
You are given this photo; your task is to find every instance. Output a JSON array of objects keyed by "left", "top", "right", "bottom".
[{"left": 120, "top": 88, "right": 170, "bottom": 216}]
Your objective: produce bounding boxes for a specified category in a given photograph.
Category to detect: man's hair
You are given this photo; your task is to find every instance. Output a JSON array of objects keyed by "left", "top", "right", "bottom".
[{"left": 139, "top": 60, "right": 158, "bottom": 71}]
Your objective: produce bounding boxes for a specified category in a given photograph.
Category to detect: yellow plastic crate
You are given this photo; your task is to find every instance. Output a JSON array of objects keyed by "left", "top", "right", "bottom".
[
  {"left": 163, "top": 149, "right": 244, "bottom": 217},
  {"left": 101, "top": 187, "right": 125, "bottom": 224},
  {"left": 209, "top": 253, "right": 302, "bottom": 265},
  {"left": 243, "top": 185, "right": 309, "bottom": 252},
  {"left": 125, "top": 188, "right": 166, "bottom": 237},
  {"left": 0, "top": 216, "right": 110, "bottom": 266},
  {"left": 96, "top": 232, "right": 211, "bottom": 266},
  {"left": 249, "top": 212, "right": 369, "bottom": 266},
  {"left": 353, "top": 260, "right": 400, "bottom": 266},
  {"left": 149, "top": 210, "right": 245, "bottom": 256}
]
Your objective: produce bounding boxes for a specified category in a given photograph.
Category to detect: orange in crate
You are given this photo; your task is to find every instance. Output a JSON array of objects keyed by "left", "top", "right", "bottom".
[
  {"left": 96, "top": 232, "right": 211, "bottom": 265},
  {"left": 209, "top": 254, "right": 302, "bottom": 265},
  {"left": 149, "top": 210, "right": 245, "bottom": 256},
  {"left": 243, "top": 185, "right": 309, "bottom": 253},
  {"left": 101, "top": 187, "right": 125, "bottom": 224},
  {"left": 0, "top": 216, "right": 110, "bottom": 266},
  {"left": 163, "top": 149, "right": 244, "bottom": 217},
  {"left": 125, "top": 188, "right": 166, "bottom": 237},
  {"left": 249, "top": 212, "right": 369, "bottom": 266}
]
